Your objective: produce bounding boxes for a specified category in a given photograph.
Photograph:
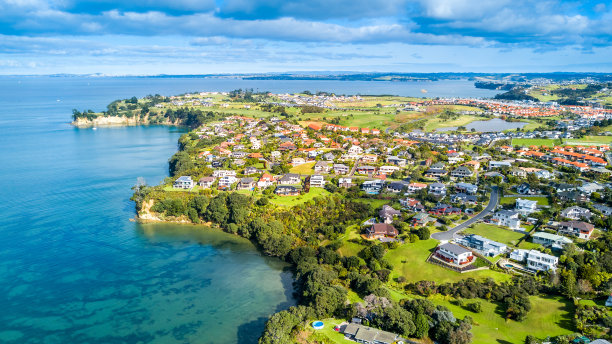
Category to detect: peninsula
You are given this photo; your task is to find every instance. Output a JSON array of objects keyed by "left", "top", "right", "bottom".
[{"left": 84, "top": 83, "right": 612, "bottom": 344}]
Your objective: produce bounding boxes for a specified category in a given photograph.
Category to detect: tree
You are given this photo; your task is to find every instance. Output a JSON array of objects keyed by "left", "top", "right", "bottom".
[
  {"left": 168, "top": 151, "right": 194, "bottom": 176},
  {"left": 416, "top": 227, "right": 430, "bottom": 240},
  {"left": 414, "top": 313, "right": 429, "bottom": 338}
]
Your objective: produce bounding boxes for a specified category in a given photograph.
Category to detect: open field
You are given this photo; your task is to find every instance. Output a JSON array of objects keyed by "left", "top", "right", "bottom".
[
  {"left": 268, "top": 187, "right": 330, "bottom": 207},
  {"left": 289, "top": 161, "right": 316, "bottom": 175},
  {"left": 500, "top": 196, "right": 549, "bottom": 206},
  {"left": 431, "top": 294, "right": 574, "bottom": 344},
  {"left": 463, "top": 223, "right": 526, "bottom": 246},
  {"left": 424, "top": 114, "right": 482, "bottom": 131},
  {"left": 564, "top": 136, "right": 612, "bottom": 146},
  {"left": 385, "top": 239, "right": 511, "bottom": 284},
  {"left": 511, "top": 138, "right": 562, "bottom": 147}
]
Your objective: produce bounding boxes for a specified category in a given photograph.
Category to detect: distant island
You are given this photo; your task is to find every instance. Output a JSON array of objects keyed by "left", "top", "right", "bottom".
[{"left": 79, "top": 82, "right": 612, "bottom": 344}]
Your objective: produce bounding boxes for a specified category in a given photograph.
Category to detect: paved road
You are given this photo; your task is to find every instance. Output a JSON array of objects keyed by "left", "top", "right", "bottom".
[{"left": 431, "top": 186, "right": 500, "bottom": 241}]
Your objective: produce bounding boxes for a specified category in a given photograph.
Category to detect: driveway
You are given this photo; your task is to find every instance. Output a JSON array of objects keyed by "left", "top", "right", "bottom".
[{"left": 431, "top": 186, "right": 499, "bottom": 241}]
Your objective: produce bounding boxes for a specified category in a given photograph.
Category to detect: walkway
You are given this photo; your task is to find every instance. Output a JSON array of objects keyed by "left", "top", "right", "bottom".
[{"left": 431, "top": 186, "right": 500, "bottom": 241}]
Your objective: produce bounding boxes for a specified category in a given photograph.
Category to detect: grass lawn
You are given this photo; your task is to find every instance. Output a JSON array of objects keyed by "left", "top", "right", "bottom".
[
  {"left": 337, "top": 225, "right": 366, "bottom": 257},
  {"left": 424, "top": 115, "right": 482, "bottom": 132},
  {"left": 289, "top": 161, "right": 316, "bottom": 175},
  {"left": 309, "top": 318, "right": 347, "bottom": 344},
  {"left": 352, "top": 198, "right": 396, "bottom": 210},
  {"left": 564, "top": 136, "right": 612, "bottom": 146},
  {"left": 162, "top": 185, "right": 202, "bottom": 193},
  {"left": 430, "top": 294, "right": 574, "bottom": 344},
  {"left": 463, "top": 223, "right": 526, "bottom": 246},
  {"left": 511, "top": 138, "right": 562, "bottom": 147},
  {"left": 500, "top": 196, "right": 549, "bottom": 206},
  {"left": 268, "top": 187, "right": 330, "bottom": 207},
  {"left": 385, "top": 239, "right": 510, "bottom": 284}
]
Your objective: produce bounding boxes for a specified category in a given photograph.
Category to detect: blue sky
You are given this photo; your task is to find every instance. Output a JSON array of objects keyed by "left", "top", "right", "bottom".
[{"left": 0, "top": 0, "right": 611, "bottom": 74}]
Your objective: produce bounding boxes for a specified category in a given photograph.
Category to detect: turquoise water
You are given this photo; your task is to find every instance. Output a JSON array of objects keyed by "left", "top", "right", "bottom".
[{"left": 0, "top": 76, "right": 494, "bottom": 343}]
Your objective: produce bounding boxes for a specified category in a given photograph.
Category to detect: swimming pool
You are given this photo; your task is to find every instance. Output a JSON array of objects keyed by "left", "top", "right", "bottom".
[{"left": 312, "top": 321, "right": 324, "bottom": 330}]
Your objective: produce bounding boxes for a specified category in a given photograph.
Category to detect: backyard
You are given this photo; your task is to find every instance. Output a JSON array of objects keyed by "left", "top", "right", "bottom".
[{"left": 462, "top": 223, "right": 527, "bottom": 247}]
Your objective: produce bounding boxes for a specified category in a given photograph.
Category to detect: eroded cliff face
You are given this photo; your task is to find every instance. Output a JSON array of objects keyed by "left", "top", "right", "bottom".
[
  {"left": 71, "top": 115, "right": 178, "bottom": 127},
  {"left": 136, "top": 199, "right": 192, "bottom": 224}
]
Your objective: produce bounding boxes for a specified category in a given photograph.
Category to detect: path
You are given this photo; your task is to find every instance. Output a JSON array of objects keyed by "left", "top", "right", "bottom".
[{"left": 431, "top": 186, "right": 500, "bottom": 241}]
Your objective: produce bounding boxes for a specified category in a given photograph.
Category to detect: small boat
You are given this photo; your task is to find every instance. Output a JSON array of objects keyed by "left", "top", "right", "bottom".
[{"left": 92, "top": 127, "right": 97, "bottom": 130}]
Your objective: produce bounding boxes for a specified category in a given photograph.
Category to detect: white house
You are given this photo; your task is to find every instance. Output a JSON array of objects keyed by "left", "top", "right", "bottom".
[
  {"left": 198, "top": 176, "right": 215, "bottom": 189},
  {"left": 407, "top": 183, "right": 428, "bottom": 193},
  {"left": 560, "top": 206, "right": 592, "bottom": 220},
  {"left": 489, "top": 160, "right": 513, "bottom": 169},
  {"left": 491, "top": 210, "right": 521, "bottom": 229},
  {"left": 532, "top": 232, "right": 573, "bottom": 249},
  {"left": 379, "top": 165, "right": 400, "bottom": 175},
  {"left": 435, "top": 243, "right": 474, "bottom": 265},
  {"left": 218, "top": 176, "right": 237, "bottom": 188},
  {"left": 428, "top": 182, "right": 447, "bottom": 196},
  {"left": 174, "top": 176, "right": 194, "bottom": 189},
  {"left": 510, "top": 249, "right": 558, "bottom": 272},
  {"left": 212, "top": 170, "right": 237, "bottom": 178},
  {"left": 348, "top": 145, "right": 363, "bottom": 155},
  {"left": 515, "top": 198, "right": 538, "bottom": 216},
  {"left": 309, "top": 175, "right": 326, "bottom": 188}
]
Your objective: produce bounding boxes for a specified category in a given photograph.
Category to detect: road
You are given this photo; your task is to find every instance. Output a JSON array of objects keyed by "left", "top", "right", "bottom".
[{"left": 431, "top": 186, "right": 500, "bottom": 241}]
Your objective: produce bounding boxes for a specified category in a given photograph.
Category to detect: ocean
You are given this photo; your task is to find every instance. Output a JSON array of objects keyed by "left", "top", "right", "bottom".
[{"left": 0, "top": 76, "right": 497, "bottom": 343}]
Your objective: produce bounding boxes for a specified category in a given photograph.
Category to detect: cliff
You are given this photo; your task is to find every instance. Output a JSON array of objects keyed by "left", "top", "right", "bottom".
[{"left": 71, "top": 115, "right": 179, "bottom": 127}]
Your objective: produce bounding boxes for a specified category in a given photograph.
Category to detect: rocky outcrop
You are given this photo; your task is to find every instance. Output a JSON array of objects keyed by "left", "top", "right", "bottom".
[{"left": 71, "top": 115, "right": 178, "bottom": 127}]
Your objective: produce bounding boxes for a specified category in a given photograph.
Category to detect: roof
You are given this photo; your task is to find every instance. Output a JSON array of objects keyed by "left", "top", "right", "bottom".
[
  {"left": 176, "top": 176, "right": 192, "bottom": 182},
  {"left": 532, "top": 232, "right": 573, "bottom": 243},
  {"left": 560, "top": 220, "right": 594, "bottom": 231},
  {"left": 439, "top": 243, "right": 471, "bottom": 256}
]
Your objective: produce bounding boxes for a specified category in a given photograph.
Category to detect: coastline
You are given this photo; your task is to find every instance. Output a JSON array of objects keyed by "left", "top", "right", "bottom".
[{"left": 71, "top": 115, "right": 180, "bottom": 128}]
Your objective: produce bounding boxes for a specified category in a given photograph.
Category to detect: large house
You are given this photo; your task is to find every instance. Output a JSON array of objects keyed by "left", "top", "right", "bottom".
[
  {"left": 356, "top": 165, "right": 376, "bottom": 175},
  {"left": 379, "top": 205, "right": 401, "bottom": 224},
  {"left": 560, "top": 206, "right": 592, "bottom": 220},
  {"left": 411, "top": 212, "right": 434, "bottom": 226},
  {"left": 515, "top": 198, "right": 538, "bottom": 216},
  {"left": 558, "top": 220, "right": 595, "bottom": 240},
  {"left": 400, "top": 198, "right": 424, "bottom": 212},
  {"left": 314, "top": 161, "right": 332, "bottom": 173},
  {"left": 428, "top": 182, "right": 447, "bottom": 196},
  {"left": 407, "top": 182, "right": 428, "bottom": 193},
  {"left": 278, "top": 173, "right": 301, "bottom": 185},
  {"left": 257, "top": 173, "right": 275, "bottom": 188},
  {"left": 366, "top": 223, "right": 398, "bottom": 240},
  {"left": 455, "top": 234, "right": 507, "bottom": 257},
  {"left": 455, "top": 182, "right": 478, "bottom": 194},
  {"left": 212, "top": 170, "right": 237, "bottom": 178},
  {"left": 510, "top": 249, "right": 558, "bottom": 271},
  {"left": 532, "top": 232, "right": 573, "bottom": 249},
  {"left": 451, "top": 193, "right": 477, "bottom": 205},
  {"left": 429, "top": 203, "right": 461, "bottom": 215},
  {"left": 333, "top": 164, "right": 350, "bottom": 175},
  {"left": 386, "top": 156, "right": 407, "bottom": 167},
  {"left": 308, "top": 174, "right": 326, "bottom": 188},
  {"left": 343, "top": 323, "right": 399, "bottom": 344},
  {"left": 379, "top": 165, "right": 400, "bottom": 175},
  {"left": 490, "top": 210, "right": 520, "bottom": 230},
  {"left": 451, "top": 166, "right": 473, "bottom": 178},
  {"left": 236, "top": 177, "right": 255, "bottom": 190},
  {"left": 274, "top": 185, "right": 299, "bottom": 196},
  {"left": 339, "top": 177, "right": 355, "bottom": 188},
  {"left": 435, "top": 243, "right": 474, "bottom": 265},
  {"left": 174, "top": 176, "right": 194, "bottom": 189},
  {"left": 198, "top": 176, "right": 215, "bottom": 189}
]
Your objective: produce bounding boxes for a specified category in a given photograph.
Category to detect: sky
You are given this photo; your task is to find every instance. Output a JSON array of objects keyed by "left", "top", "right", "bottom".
[{"left": 0, "top": 0, "right": 611, "bottom": 75}]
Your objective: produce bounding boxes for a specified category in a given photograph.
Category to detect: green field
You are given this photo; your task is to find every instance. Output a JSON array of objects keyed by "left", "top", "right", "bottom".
[
  {"left": 268, "top": 187, "right": 330, "bottom": 206},
  {"left": 463, "top": 223, "right": 526, "bottom": 246},
  {"left": 289, "top": 161, "right": 316, "bottom": 175},
  {"left": 564, "top": 136, "right": 612, "bottom": 146},
  {"left": 500, "top": 196, "right": 549, "bottom": 206},
  {"left": 431, "top": 294, "right": 574, "bottom": 344},
  {"left": 385, "top": 239, "right": 511, "bottom": 284},
  {"left": 424, "top": 114, "right": 483, "bottom": 132},
  {"left": 511, "top": 138, "right": 562, "bottom": 147}
]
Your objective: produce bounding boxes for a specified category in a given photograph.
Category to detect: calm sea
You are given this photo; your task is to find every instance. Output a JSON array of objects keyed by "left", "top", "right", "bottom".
[{"left": 0, "top": 76, "right": 497, "bottom": 344}]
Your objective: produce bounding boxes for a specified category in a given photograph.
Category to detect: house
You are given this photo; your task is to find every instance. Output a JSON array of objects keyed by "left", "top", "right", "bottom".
[
  {"left": 339, "top": 177, "right": 355, "bottom": 188},
  {"left": 244, "top": 166, "right": 261, "bottom": 176},
  {"left": 425, "top": 167, "right": 448, "bottom": 179},
  {"left": 360, "top": 154, "right": 378, "bottom": 163},
  {"left": 489, "top": 160, "right": 512, "bottom": 169},
  {"left": 560, "top": 206, "right": 592, "bottom": 220},
  {"left": 407, "top": 182, "right": 428, "bottom": 193},
  {"left": 278, "top": 141, "right": 297, "bottom": 151},
  {"left": 308, "top": 174, "right": 326, "bottom": 188},
  {"left": 411, "top": 212, "right": 434, "bottom": 226},
  {"left": 174, "top": 176, "right": 194, "bottom": 189},
  {"left": 557, "top": 190, "right": 589, "bottom": 203},
  {"left": 386, "top": 156, "right": 407, "bottom": 167},
  {"left": 400, "top": 198, "right": 424, "bottom": 212},
  {"left": 314, "top": 161, "right": 332, "bottom": 173},
  {"left": 343, "top": 323, "right": 399, "bottom": 344},
  {"left": 451, "top": 193, "right": 478, "bottom": 205},
  {"left": 291, "top": 157, "right": 306, "bottom": 166},
  {"left": 333, "top": 164, "right": 350, "bottom": 175},
  {"left": 455, "top": 234, "right": 507, "bottom": 257},
  {"left": 275, "top": 185, "right": 300, "bottom": 196},
  {"left": 356, "top": 165, "right": 376, "bottom": 175},
  {"left": 535, "top": 170, "right": 553, "bottom": 179},
  {"left": 516, "top": 183, "right": 537, "bottom": 195},
  {"left": 347, "top": 145, "right": 363, "bottom": 155},
  {"left": 379, "top": 205, "right": 401, "bottom": 224},
  {"left": 429, "top": 203, "right": 461, "bottom": 215},
  {"left": 516, "top": 198, "right": 538, "bottom": 216},
  {"left": 451, "top": 166, "right": 473, "bottom": 178},
  {"left": 257, "top": 173, "right": 275, "bottom": 189},
  {"left": 366, "top": 223, "right": 398, "bottom": 239},
  {"left": 236, "top": 177, "right": 255, "bottom": 190},
  {"left": 580, "top": 182, "right": 605, "bottom": 195},
  {"left": 198, "top": 176, "right": 215, "bottom": 189},
  {"left": 594, "top": 203, "right": 612, "bottom": 216},
  {"left": 455, "top": 182, "right": 478, "bottom": 194},
  {"left": 362, "top": 180, "right": 384, "bottom": 194},
  {"left": 428, "top": 182, "right": 447, "bottom": 196},
  {"left": 511, "top": 167, "right": 527, "bottom": 178},
  {"left": 491, "top": 210, "right": 520, "bottom": 229},
  {"left": 218, "top": 176, "right": 237, "bottom": 188},
  {"left": 435, "top": 243, "right": 474, "bottom": 265},
  {"left": 379, "top": 165, "right": 400, "bottom": 175},
  {"left": 278, "top": 173, "right": 301, "bottom": 185},
  {"left": 447, "top": 152, "right": 463, "bottom": 164},
  {"left": 212, "top": 170, "right": 236, "bottom": 178},
  {"left": 510, "top": 249, "right": 558, "bottom": 272},
  {"left": 558, "top": 220, "right": 595, "bottom": 240},
  {"left": 386, "top": 181, "right": 406, "bottom": 193},
  {"left": 532, "top": 232, "right": 573, "bottom": 249}
]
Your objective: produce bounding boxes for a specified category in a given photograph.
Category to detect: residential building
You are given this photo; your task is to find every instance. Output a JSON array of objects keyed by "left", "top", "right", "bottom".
[
  {"left": 455, "top": 182, "right": 478, "bottom": 194},
  {"left": 429, "top": 203, "right": 461, "bottom": 215},
  {"left": 339, "top": 177, "right": 355, "bottom": 188},
  {"left": 218, "top": 176, "right": 237, "bottom": 188},
  {"left": 451, "top": 166, "right": 474, "bottom": 178},
  {"left": 489, "top": 160, "right": 512, "bottom": 169},
  {"left": 425, "top": 167, "right": 448, "bottom": 179},
  {"left": 510, "top": 249, "right": 558, "bottom": 271},
  {"left": 561, "top": 206, "right": 592, "bottom": 220},
  {"left": 435, "top": 243, "right": 474, "bottom": 265},
  {"left": 386, "top": 156, "right": 407, "bottom": 167},
  {"left": 366, "top": 223, "right": 398, "bottom": 239},
  {"left": 308, "top": 174, "right": 326, "bottom": 188},
  {"left": 173, "top": 176, "right": 194, "bottom": 189},
  {"left": 278, "top": 173, "right": 301, "bottom": 185},
  {"left": 386, "top": 182, "right": 406, "bottom": 193},
  {"left": 400, "top": 198, "right": 424, "bottom": 212},
  {"left": 491, "top": 210, "right": 521, "bottom": 229},
  {"left": 407, "top": 182, "right": 428, "bottom": 193},
  {"left": 455, "top": 234, "right": 507, "bottom": 257},
  {"left": 333, "top": 164, "right": 350, "bottom": 175},
  {"left": 379, "top": 205, "right": 401, "bottom": 224},
  {"left": 594, "top": 203, "right": 612, "bottom": 216},
  {"left": 356, "top": 165, "right": 376, "bottom": 175},
  {"left": 198, "top": 176, "right": 215, "bottom": 189},
  {"left": 411, "top": 212, "right": 434, "bottom": 226},
  {"left": 428, "top": 182, "right": 447, "bottom": 196},
  {"left": 558, "top": 220, "right": 595, "bottom": 240},
  {"left": 379, "top": 165, "right": 400, "bottom": 175},
  {"left": 257, "top": 173, "right": 275, "bottom": 189},
  {"left": 343, "top": 323, "right": 399, "bottom": 344},
  {"left": 516, "top": 198, "right": 538, "bottom": 216},
  {"left": 212, "top": 170, "right": 236, "bottom": 178},
  {"left": 275, "top": 185, "right": 300, "bottom": 196},
  {"left": 451, "top": 193, "right": 478, "bottom": 205},
  {"left": 236, "top": 177, "right": 255, "bottom": 190},
  {"left": 314, "top": 161, "right": 332, "bottom": 173},
  {"left": 532, "top": 232, "right": 573, "bottom": 249}
]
